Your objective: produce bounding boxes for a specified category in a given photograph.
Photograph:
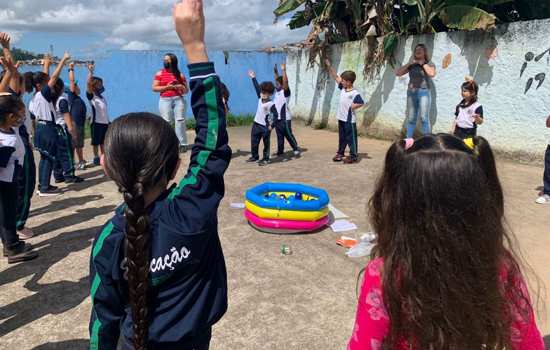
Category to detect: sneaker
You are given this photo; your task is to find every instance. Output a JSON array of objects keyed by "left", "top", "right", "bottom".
[
  {"left": 258, "top": 159, "right": 271, "bottom": 166},
  {"left": 37, "top": 187, "right": 62, "bottom": 197},
  {"left": 246, "top": 157, "right": 259, "bottom": 163},
  {"left": 93, "top": 157, "right": 101, "bottom": 166},
  {"left": 18, "top": 227, "right": 34, "bottom": 240},
  {"left": 535, "top": 194, "right": 550, "bottom": 204},
  {"left": 5, "top": 242, "right": 39, "bottom": 264},
  {"left": 65, "top": 176, "right": 84, "bottom": 184},
  {"left": 332, "top": 154, "right": 343, "bottom": 162},
  {"left": 76, "top": 161, "right": 87, "bottom": 170},
  {"left": 54, "top": 177, "right": 65, "bottom": 184},
  {"left": 343, "top": 156, "right": 358, "bottom": 164},
  {"left": 293, "top": 149, "right": 301, "bottom": 157}
]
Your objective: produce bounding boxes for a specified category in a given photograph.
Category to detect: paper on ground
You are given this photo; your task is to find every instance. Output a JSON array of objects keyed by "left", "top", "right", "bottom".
[
  {"left": 330, "top": 219, "right": 357, "bottom": 233},
  {"left": 328, "top": 204, "right": 348, "bottom": 219},
  {"left": 230, "top": 202, "right": 245, "bottom": 209}
]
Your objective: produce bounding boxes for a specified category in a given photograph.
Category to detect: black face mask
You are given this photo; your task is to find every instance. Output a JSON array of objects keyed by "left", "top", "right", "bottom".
[{"left": 163, "top": 62, "right": 170, "bottom": 69}]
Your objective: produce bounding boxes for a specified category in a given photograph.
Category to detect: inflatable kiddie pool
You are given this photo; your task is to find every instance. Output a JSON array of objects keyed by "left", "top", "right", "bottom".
[{"left": 244, "top": 182, "right": 330, "bottom": 233}]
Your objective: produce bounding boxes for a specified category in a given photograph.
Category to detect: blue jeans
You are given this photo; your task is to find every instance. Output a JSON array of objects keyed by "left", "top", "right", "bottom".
[
  {"left": 159, "top": 96, "right": 188, "bottom": 146},
  {"left": 406, "top": 88, "right": 431, "bottom": 138}
]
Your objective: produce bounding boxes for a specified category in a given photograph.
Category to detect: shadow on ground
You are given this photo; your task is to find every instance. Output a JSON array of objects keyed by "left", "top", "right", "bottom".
[
  {"left": 0, "top": 225, "right": 102, "bottom": 337},
  {"left": 31, "top": 339, "right": 88, "bottom": 350}
]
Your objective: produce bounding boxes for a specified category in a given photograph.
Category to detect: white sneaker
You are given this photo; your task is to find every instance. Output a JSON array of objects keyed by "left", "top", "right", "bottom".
[
  {"left": 76, "top": 161, "right": 87, "bottom": 170},
  {"left": 536, "top": 194, "right": 550, "bottom": 204}
]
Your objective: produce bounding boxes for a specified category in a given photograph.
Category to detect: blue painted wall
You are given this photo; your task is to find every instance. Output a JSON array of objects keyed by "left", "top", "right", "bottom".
[{"left": 21, "top": 50, "right": 286, "bottom": 119}]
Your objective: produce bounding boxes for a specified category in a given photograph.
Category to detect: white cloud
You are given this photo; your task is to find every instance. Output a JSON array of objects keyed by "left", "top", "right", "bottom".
[
  {"left": 121, "top": 41, "right": 152, "bottom": 50},
  {"left": 0, "top": 0, "right": 310, "bottom": 51}
]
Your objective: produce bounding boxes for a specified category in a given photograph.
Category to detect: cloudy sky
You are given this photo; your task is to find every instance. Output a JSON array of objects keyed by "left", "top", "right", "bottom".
[{"left": 0, "top": 0, "right": 310, "bottom": 58}]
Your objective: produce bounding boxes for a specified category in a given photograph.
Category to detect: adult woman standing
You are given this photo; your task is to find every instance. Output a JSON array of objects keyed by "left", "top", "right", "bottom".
[
  {"left": 396, "top": 44, "right": 436, "bottom": 138},
  {"left": 152, "top": 53, "right": 189, "bottom": 152}
]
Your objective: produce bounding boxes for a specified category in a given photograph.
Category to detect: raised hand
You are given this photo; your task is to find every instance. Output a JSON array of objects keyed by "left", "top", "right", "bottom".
[
  {"left": 69, "top": 62, "right": 75, "bottom": 70},
  {"left": 62, "top": 51, "right": 71, "bottom": 62},
  {"left": 248, "top": 70, "right": 256, "bottom": 79},
  {"left": 281, "top": 63, "right": 286, "bottom": 71},
  {"left": 324, "top": 58, "right": 331, "bottom": 67},
  {"left": 88, "top": 63, "right": 95, "bottom": 73},
  {"left": 0, "top": 55, "right": 15, "bottom": 72},
  {"left": 0, "top": 32, "right": 10, "bottom": 49},
  {"left": 42, "top": 54, "right": 52, "bottom": 66},
  {"left": 173, "top": 0, "right": 207, "bottom": 64}
]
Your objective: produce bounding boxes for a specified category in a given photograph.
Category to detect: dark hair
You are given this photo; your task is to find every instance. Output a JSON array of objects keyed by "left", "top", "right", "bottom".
[
  {"left": 165, "top": 53, "right": 183, "bottom": 84},
  {"left": 25, "top": 71, "right": 49, "bottom": 92},
  {"left": 88, "top": 76, "right": 103, "bottom": 95},
  {"left": 52, "top": 78, "right": 65, "bottom": 102},
  {"left": 103, "top": 114, "right": 179, "bottom": 350},
  {"left": 220, "top": 82, "right": 230, "bottom": 111},
  {"left": 415, "top": 43, "right": 431, "bottom": 62},
  {"left": 0, "top": 93, "right": 25, "bottom": 124},
  {"left": 341, "top": 71, "right": 356, "bottom": 84},
  {"left": 259, "top": 81, "right": 275, "bottom": 95},
  {"left": 369, "top": 134, "right": 531, "bottom": 349},
  {"left": 462, "top": 80, "right": 479, "bottom": 103},
  {"left": 275, "top": 76, "right": 283, "bottom": 86}
]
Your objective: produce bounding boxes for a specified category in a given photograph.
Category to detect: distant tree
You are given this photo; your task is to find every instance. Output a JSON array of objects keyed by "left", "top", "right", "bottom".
[{"left": 10, "top": 47, "right": 44, "bottom": 61}]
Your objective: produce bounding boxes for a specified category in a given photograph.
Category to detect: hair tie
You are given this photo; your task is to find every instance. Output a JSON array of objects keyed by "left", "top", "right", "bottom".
[
  {"left": 463, "top": 138, "right": 475, "bottom": 150},
  {"left": 404, "top": 138, "right": 414, "bottom": 150}
]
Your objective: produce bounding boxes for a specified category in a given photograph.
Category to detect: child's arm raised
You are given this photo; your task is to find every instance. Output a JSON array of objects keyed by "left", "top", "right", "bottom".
[
  {"left": 248, "top": 70, "right": 261, "bottom": 98},
  {"left": 42, "top": 54, "right": 51, "bottom": 76},
  {"left": 86, "top": 63, "right": 95, "bottom": 99},
  {"left": 68, "top": 62, "right": 77, "bottom": 93},
  {"left": 0, "top": 57, "right": 13, "bottom": 93},
  {"left": 48, "top": 52, "right": 70, "bottom": 89},
  {"left": 168, "top": 0, "right": 231, "bottom": 222},
  {"left": 0, "top": 33, "right": 20, "bottom": 94},
  {"left": 281, "top": 63, "right": 291, "bottom": 96},
  {"left": 324, "top": 59, "right": 342, "bottom": 84},
  {"left": 545, "top": 114, "right": 549, "bottom": 128}
]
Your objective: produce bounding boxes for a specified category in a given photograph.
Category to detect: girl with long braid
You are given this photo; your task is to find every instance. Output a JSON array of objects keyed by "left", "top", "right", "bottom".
[{"left": 89, "top": 1, "right": 231, "bottom": 349}]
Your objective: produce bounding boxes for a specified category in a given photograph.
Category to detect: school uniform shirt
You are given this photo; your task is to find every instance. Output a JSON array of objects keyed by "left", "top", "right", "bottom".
[
  {"left": 68, "top": 91, "right": 87, "bottom": 127},
  {"left": 274, "top": 88, "right": 292, "bottom": 121},
  {"left": 0, "top": 127, "right": 25, "bottom": 183},
  {"left": 29, "top": 86, "right": 56, "bottom": 123},
  {"left": 455, "top": 100, "right": 483, "bottom": 129},
  {"left": 337, "top": 85, "right": 365, "bottom": 123},
  {"left": 55, "top": 93, "right": 70, "bottom": 126},
  {"left": 86, "top": 93, "right": 109, "bottom": 125},
  {"left": 253, "top": 99, "right": 277, "bottom": 128},
  {"left": 89, "top": 62, "right": 232, "bottom": 350}
]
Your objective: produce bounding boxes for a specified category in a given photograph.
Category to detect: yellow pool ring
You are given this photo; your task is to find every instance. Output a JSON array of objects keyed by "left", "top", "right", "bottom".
[{"left": 245, "top": 201, "right": 329, "bottom": 221}]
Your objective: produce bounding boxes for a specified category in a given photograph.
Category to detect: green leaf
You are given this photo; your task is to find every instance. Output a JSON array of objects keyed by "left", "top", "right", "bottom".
[
  {"left": 289, "top": 10, "right": 310, "bottom": 29},
  {"left": 274, "top": 0, "right": 307, "bottom": 17},
  {"left": 440, "top": 5, "right": 497, "bottom": 30}
]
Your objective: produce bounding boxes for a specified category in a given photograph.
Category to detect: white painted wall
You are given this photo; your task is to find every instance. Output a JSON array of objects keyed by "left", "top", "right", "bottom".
[{"left": 286, "top": 19, "right": 550, "bottom": 160}]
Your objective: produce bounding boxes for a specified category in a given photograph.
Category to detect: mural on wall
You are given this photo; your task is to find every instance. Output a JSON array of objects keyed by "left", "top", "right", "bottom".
[{"left": 521, "top": 47, "right": 549, "bottom": 94}]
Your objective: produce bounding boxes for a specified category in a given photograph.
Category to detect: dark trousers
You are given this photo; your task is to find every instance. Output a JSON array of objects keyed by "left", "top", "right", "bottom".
[
  {"left": 16, "top": 137, "right": 36, "bottom": 231},
  {"left": 251, "top": 122, "right": 271, "bottom": 160},
  {"left": 337, "top": 120, "right": 358, "bottom": 159},
  {"left": 454, "top": 126, "right": 477, "bottom": 139},
  {"left": 35, "top": 123, "right": 58, "bottom": 192},
  {"left": 54, "top": 125, "right": 75, "bottom": 180},
  {"left": 0, "top": 178, "right": 21, "bottom": 250},
  {"left": 275, "top": 119, "right": 299, "bottom": 154},
  {"left": 544, "top": 145, "right": 550, "bottom": 195}
]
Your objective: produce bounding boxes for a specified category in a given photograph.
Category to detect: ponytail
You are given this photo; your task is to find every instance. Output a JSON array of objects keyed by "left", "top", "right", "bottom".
[
  {"left": 123, "top": 181, "right": 150, "bottom": 350},
  {"left": 471, "top": 136, "right": 504, "bottom": 216}
]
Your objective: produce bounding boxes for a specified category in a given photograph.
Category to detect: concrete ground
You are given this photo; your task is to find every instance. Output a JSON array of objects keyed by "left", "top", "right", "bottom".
[{"left": 0, "top": 124, "right": 549, "bottom": 350}]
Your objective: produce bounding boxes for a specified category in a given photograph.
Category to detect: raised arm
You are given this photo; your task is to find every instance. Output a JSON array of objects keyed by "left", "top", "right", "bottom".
[
  {"left": 248, "top": 70, "right": 260, "bottom": 98},
  {"left": 422, "top": 62, "right": 436, "bottom": 78},
  {"left": 167, "top": 0, "right": 231, "bottom": 212},
  {"left": 48, "top": 52, "right": 70, "bottom": 89},
  {"left": 0, "top": 57, "right": 13, "bottom": 92},
  {"left": 273, "top": 64, "right": 280, "bottom": 81},
  {"left": 42, "top": 54, "right": 52, "bottom": 75},
  {"left": 395, "top": 61, "right": 411, "bottom": 77},
  {"left": 281, "top": 63, "right": 290, "bottom": 93},
  {"left": 324, "top": 59, "right": 342, "bottom": 84},
  {"left": 546, "top": 114, "right": 550, "bottom": 128},
  {"left": 86, "top": 62, "right": 95, "bottom": 97},
  {"left": 68, "top": 62, "right": 77, "bottom": 93},
  {"left": 0, "top": 33, "right": 20, "bottom": 94}
]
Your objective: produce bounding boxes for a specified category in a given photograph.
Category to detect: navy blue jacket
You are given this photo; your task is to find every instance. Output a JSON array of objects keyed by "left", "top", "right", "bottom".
[
  {"left": 68, "top": 91, "right": 87, "bottom": 126},
  {"left": 89, "top": 62, "right": 231, "bottom": 350}
]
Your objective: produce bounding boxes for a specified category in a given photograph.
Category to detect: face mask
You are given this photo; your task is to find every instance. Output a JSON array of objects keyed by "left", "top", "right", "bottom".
[
  {"left": 97, "top": 87, "right": 105, "bottom": 95},
  {"left": 163, "top": 62, "right": 170, "bottom": 69}
]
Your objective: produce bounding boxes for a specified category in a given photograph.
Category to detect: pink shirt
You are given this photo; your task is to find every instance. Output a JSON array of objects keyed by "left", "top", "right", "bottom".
[{"left": 348, "top": 257, "right": 545, "bottom": 350}]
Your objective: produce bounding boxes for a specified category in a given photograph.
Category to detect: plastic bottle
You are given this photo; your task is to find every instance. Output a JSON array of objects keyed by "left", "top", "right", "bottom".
[{"left": 346, "top": 232, "right": 377, "bottom": 258}]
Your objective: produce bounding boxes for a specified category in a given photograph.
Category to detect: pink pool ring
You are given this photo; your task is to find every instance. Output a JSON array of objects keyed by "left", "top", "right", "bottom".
[{"left": 245, "top": 209, "right": 329, "bottom": 234}]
